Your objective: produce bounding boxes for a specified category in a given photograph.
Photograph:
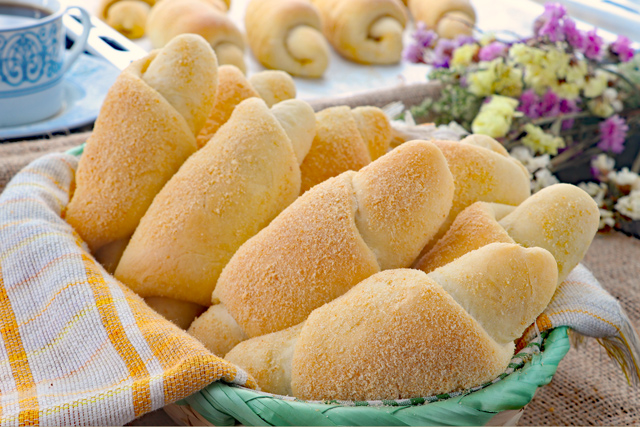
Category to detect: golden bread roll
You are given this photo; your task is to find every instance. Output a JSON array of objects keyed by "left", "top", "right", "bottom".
[
  {"left": 248, "top": 71, "right": 297, "bottom": 107},
  {"left": 414, "top": 202, "right": 515, "bottom": 273},
  {"left": 416, "top": 184, "right": 600, "bottom": 286},
  {"left": 245, "top": 0, "right": 330, "bottom": 78},
  {"left": 147, "top": 0, "right": 246, "bottom": 73},
  {"left": 408, "top": 0, "right": 476, "bottom": 39},
  {"left": 100, "top": 0, "right": 153, "bottom": 38},
  {"left": 498, "top": 184, "right": 600, "bottom": 285},
  {"left": 414, "top": 136, "right": 530, "bottom": 258},
  {"left": 144, "top": 296, "right": 207, "bottom": 329},
  {"left": 196, "top": 66, "right": 296, "bottom": 148},
  {"left": 114, "top": 98, "right": 315, "bottom": 307},
  {"left": 189, "top": 140, "right": 454, "bottom": 355},
  {"left": 66, "top": 34, "right": 218, "bottom": 252},
  {"left": 300, "top": 106, "right": 392, "bottom": 193},
  {"left": 226, "top": 243, "right": 558, "bottom": 399},
  {"left": 311, "top": 0, "right": 407, "bottom": 64}
]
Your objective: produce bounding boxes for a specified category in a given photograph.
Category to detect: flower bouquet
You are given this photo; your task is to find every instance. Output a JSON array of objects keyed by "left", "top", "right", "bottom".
[{"left": 403, "top": 2, "right": 640, "bottom": 234}]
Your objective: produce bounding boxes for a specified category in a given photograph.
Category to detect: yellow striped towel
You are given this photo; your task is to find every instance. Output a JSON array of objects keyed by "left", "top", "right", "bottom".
[
  {"left": 0, "top": 153, "right": 256, "bottom": 426},
  {"left": 517, "top": 264, "right": 640, "bottom": 385}
]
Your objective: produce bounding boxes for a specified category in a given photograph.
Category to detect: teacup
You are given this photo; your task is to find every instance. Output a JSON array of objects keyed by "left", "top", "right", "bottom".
[{"left": 0, "top": 0, "right": 91, "bottom": 127}]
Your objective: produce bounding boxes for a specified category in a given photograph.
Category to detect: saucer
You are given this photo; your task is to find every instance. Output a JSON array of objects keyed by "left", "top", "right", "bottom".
[{"left": 0, "top": 53, "right": 119, "bottom": 141}]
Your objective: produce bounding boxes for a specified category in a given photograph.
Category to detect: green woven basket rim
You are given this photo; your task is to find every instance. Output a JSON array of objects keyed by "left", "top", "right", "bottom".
[{"left": 181, "top": 327, "right": 570, "bottom": 426}]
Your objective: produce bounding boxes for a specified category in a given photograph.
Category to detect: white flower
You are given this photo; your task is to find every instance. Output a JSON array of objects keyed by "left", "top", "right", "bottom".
[
  {"left": 615, "top": 191, "right": 640, "bottom": 220},
  {"left": 578, "top": 182, "right": 608, "bottom": 207},
  {"left": 532, "top": 168, "right": 560, "bottom": 193},
  {"left": 591, "top": 154, "right": 615, "bottom": 176},
  {"left": 603, "top": 88, "right": 624, "bottom": 113},
  {"left": 599, "top": 208, "right": 615, "bottom": 229},
  {"left": 607, "top": 167, "right": 640, "bottom": 188},
  {"left": 510, "top": 146, "right": 550, "bottom": 174}
]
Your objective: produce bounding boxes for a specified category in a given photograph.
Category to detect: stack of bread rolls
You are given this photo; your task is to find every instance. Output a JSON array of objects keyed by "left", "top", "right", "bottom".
[{"left": 67, "top": 34, "right": 600, "bottom": 402}]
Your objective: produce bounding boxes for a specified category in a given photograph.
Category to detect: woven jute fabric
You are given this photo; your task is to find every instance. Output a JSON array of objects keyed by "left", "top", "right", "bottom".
[{"left": 519, "top": 232, "right": 640, "bottom": 426}]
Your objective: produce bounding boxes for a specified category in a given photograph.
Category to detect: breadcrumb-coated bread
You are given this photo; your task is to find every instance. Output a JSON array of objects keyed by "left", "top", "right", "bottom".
[
  {"left": 103, "top": 0, "right": 152, "bottom": 39},
  {"left": 413, "top": 139, "right": 530, "bottom": 259},
  {"left": 225, "top": 323, "right": 304, "bottom": 395},
  {"left": 415, "top": 202, "right": 515, "bottom": 273},
  {"left": 144, "top": 296, "right": 206, "bottom": 329},
  {"left": 190, "top": 140, "right": 453, "bottom": 355},
  {"left": 427, "top": 243, "right": 558, "bottom": 345},
  {"left": 300, "top": 106, "right": 392, "bottom": 193},
  {"left": 499, "top": 183, "right": 600, "bottom": 285},
  {"left": 248, "top": 71, "right": 296, "bottom": 108},
  {"left": 311, "top": 0, "right": 407, "bottom": 64},
  {"left": 245, "top": 0, "right": 330, "bottom": 78},
  {"left": 65, "top": 35, "right": 217, "bottom": 251},
  {"left": 196, "top": 66, "right": 297, "bottom": 148},
  {"left": 227, "top": 243, "right": 557, "bottom": 401},
  {"left": 291, "top": 268, "right": 515, "bottom": 401},
  {"left": 189, "top": 304, "right": 248, "bottom": 356},
  {"left": 147, "top": 0, "right": 246, "bottom": 72},
  {"left": 115, "top": 98, "right": 313, "bottom": 306}
]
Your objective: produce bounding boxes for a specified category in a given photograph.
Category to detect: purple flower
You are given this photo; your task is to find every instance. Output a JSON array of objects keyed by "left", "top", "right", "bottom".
[
  {"left": 455, "top": 35, "right": 477, "bottom": 47},
  {"left": 403, "top": 42, "right": 424, "bottom": 63},
  {"left": 598, "top": 115, "right": 629, "bottom": 154},
  {"left": 413, "top": 22, "right": 438, "bottom": 49},
  {"left": 431, "top": 37, "right": 457, "bottom": 68},
  {"left": 479, "top": 41, "right": 508, "bottom": 61},
  {"left": 539, "top": 90, "right": 561, "bottom": 117},
  {"left": 535, "top": 2, "right": 567, "bottom": 42},
  {"left": 584, "top": 28, "right": 604, "bottom": 60},
  {"left": 610, "top": 35, "right": 635, "bottom": 62},
  {"left": 562, "top": 18, "right": 585, "bottom": 50},
  {"left": 518, "top": 89, "right": 541, "bottom": 118},
  {"left": 559, "top": 98, "right": 581, "bottom": 130}
]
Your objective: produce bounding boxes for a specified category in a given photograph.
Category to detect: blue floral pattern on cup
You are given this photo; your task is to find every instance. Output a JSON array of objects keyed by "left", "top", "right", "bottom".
[{"left": 0, "top": 20, "right": 63, "bottom": 88}]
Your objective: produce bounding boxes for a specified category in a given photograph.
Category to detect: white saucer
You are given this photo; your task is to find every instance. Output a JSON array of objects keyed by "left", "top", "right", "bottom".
[{"left": 0, "top": 53, "right": 119, "bottom": 141}]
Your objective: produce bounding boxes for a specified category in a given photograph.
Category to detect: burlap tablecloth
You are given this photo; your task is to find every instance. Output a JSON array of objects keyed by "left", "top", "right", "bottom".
[{"left": 1, "top": 83, "right": 638, "bottom": 425}]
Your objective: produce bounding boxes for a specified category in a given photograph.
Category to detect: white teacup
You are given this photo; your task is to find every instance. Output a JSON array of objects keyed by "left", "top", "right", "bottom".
[{"left": 0, "top": 0, "right": 91, "bottom": 127}]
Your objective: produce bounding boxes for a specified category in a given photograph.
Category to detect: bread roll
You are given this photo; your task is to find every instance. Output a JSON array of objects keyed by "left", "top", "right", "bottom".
[
  {"left": 498, "top": 184, "right": 600, "bottom": 285},
  {"left": 115, "top": 98, "right": 316, "bottom": 307},
  {"left": 196, "top": 65, "right": 296, "bottom": 148},
  {"left": 144, "top": 296, "right": 206, "bottom": 329},
  {"left": 311, "top": 0, "right": 407, "bottom": 64},
  {"left": 416, "top": 184, "right": 600, "bottom": 286},
  {"left": 414, "top": 202, "right": 515, "bottom": 273},
  {"left": 414, "top": 136, "right": 530, "bottom": 258},
  {"left": 65, "top": 35, "right": 218, "bottom": 252},
  {"left": 245, "top": 0, "right": 330, "bottom": 78},
  {"left": 189, "top": 140, "right": 454, "bottom": 355},
  {"left": 147, "top": 0, "right": 246, "bottom": 73},
  {"left": 226, "top": 243, "right": 558, "bottom": 400},
  {"left": 248, "top": 71, "right": 297, "bottom": 107},
  {"left": 100, "top": 0, "right": 153, "bottom": 38},
  {"left": 300, "top": 106, "right": 391, "bottom": 193},
  {"left": 408, "top": 0, "right": 476, "bottom": 39}
]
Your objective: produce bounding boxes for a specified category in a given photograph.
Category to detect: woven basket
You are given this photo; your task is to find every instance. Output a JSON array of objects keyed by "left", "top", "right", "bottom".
[
  {"left": 163, "top": 327, "right": 570, "bottom": 427},
  {"left": 64, "top": 144, "right": 571, "bottom": 426}
]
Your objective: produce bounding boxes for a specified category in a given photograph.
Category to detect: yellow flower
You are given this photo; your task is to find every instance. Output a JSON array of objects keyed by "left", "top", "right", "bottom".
[
  {"left": 521, "top": 124, "right": 565, "bottom": 155},
  {"left": 451, "top": 44, "right": 479, "bottom": 67},
  {"left": 587, "top": 88, "right": 623, "bottom": 117},
  {"left": 472, "top": 111, "right": 511, "bottom": 138},
  {"left": 471, "top": 95, "right": 519, "bottom": 138},
  {"left": 509, "top": 44, "right": 545, "bottom": 67},
  {"left": 552, "top": 81, "right": 581, "bottom": 100},
  {"left": 479, "top": 32, "right": 497, "bottom": 46},
  {"left": 524, "top": 65, "right": 556, "bottom": 94},
  {"left": 543, "top": 48, "right": 570, "bottom": 78},
  {"left": 566, "top": 60, "right": 587, "bottom": 87},
  {"left": 468, "top": 59, "right": 523, "bottom": 98},
  {"left": 583, "top": 69, "right": 612, "bottom": 98}
]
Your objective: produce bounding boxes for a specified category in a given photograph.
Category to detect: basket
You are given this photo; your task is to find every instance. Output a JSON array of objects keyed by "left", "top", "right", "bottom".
[
  {"left": 164, "top": 327, "right": 571, "bottom": 427},
  {"left": 64, "top": 144, "right": 572, "bottom": 426}
]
